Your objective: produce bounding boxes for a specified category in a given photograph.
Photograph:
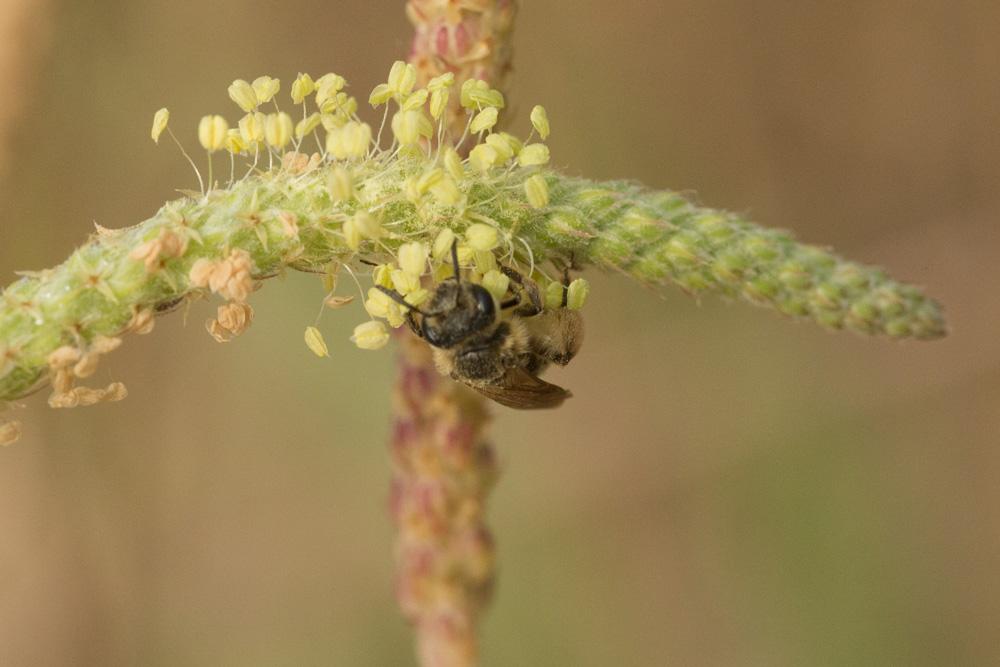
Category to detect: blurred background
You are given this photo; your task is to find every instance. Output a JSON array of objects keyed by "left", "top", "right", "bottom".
[{"left": 0, "top": 1, "right": 997, "bottom": 665}]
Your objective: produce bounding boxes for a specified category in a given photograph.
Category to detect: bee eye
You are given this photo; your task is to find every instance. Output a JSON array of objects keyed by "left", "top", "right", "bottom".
[{"left": 473, "top": 285, "right": 495, "bottom": 318}]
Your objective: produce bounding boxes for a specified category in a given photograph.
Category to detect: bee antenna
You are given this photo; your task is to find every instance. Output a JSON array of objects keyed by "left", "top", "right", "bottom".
[
  {"left": 450, "top": 239, "right": 461, "bottom": 284},
  {"left": 375, "top": 285, "right": 429, "bottom": 316}
]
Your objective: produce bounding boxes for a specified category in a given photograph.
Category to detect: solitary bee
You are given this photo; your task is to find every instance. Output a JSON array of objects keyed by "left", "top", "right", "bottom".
[{"left": 377, "top": 242, "right": 583, "bottom": 409}]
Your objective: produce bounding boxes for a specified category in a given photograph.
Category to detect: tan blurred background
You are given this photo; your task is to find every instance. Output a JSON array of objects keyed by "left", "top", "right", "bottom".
[{"left": 0, "top": 1, "right": 997, "bottom": 665}]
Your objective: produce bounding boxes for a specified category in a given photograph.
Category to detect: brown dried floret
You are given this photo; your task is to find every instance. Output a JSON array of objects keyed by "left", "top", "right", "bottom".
[
  {"left": 188, "top": 249, "right": 255, "bottom": 302},
  {"left": 129, "top": 228, "right": 189, "bottom": 273},
  {"left": 206, "top": 302, "right": 254, "bottom": 343}
]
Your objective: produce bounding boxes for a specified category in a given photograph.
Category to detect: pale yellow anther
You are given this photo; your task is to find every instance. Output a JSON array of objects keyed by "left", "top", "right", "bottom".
[
  {"left": 198, "top": 115, "right": 229, "bottom": 152},
  {"left": 391, "top": 110, "right": 433, "bottom": 146},
  {"left": 151, "top": 108, "right": 169, "bottom": 144},
  {"left": 404, "top": 176, "right": 422, "bottom": 204},
  {"left": 323, "top": 92, "right": 358, "bottom": 117},
  {"left": 264, "top": 112, "right": 294, "bottom": 149},
  {"left": 228, "top": 79, "right": 259, "bottom": 113},
  {"left": 524, "top": 174, "right": 550, "bottom": 209},
  {"left": 405, "top": 288, "right": 431, "bottom": 307},
  {"left": 485, "top": 133, "right": 515, "bottom": 162},
  {"left": 316, "top": 76, "right": 348, "bottom": 110},
  {"left": 326, "top": 121, "right": 372, "bottom": 160},
  {"left": 498, "top": 132, "right": 524, "bottom": 154},
  {"left": 469, "top": 107, "right": 499, "bottom": 134},
  {"left": 481, "top": 270, "right": 510, "bottom": 301},
  {"left": 369, "top": 83, "right": 393, "bottom": 106},
  {"left": 430, "top": 89, "right": 450, "bottom": 120},
  {"left": 530, "top": 105, "right": 551, "bottom": 140},
  {"left": 351, "top": 321, "right": 390, "bottom": 350},
  {"left": 391, "top": 269, "right": 421, "bottom": 295},
  {"left": 295, "top": 113, "right": 322, "bottom": 139},
  {"left": 387, "top": 61, "right": 417, "bottom": 97},
  {"left": 291, "top": 73, "right": 315, "bottom": 105},
  {"left": 224, "top": 129, "right": 246, "bottom": 154},
  {"left": 427, "top": 72, "right": 455, "bottom": 92},
  {"left": 456, "top": 244, "right": 475, "bottom": 266},
  {"left": 465, "top": 223, "right": 499, "bottom": 251},
  {"left": 252, "top": 76, "right": 280, "bottom": 105},
  {"left": 365, "top": 287, "right": 393, "bottom": 318},
  {"left": 432, "top": 228, "right": 457, "bottom": 261},
  {"left": 373, "top": 264, "right": 395, "bottom": 288},
  {"left": 239, "top": 112, "right": 266, "bottom": 145},
  {"left": 469, "top": 144, "right": 499, "bottom": 172},
  {"left": 518, "top": 143, "right": 550, "bottom": 167},
  {"left": 416, "top": 168, "right": 444, "bottom": 194},
  {"left": 431, "top": 176, "right": 462, "bottom": 206},
  {"left": 315, "top": 73, "right": 346, "bottom": 94},
  {"left": 544, "top": 280, "right": 564, "bottom": 309},
  {"left": 460, "top": 79, "right": 505, "bottom": 109},
  {"left": 341, "top": 217, "right": 362, "bottom": 250},
  {"left": 401, "top": 89, "right": 429, "bottom": 112},
  {"left": 398, "top": 242, "right": 429, "bottom": 277},
  {"left": 353, "top": 211, "right": 383, "bottom": 239},
  {"left": 327, "top": 166, "right": 354, "bottom": 202},
  {"left": 567, "top": 278, "right": 590, "bottom": 310},
  {"left": 321, "top": 112, "right": 347, "bottom": 131},
  {"left": 304, "top": 326, "right": 330, "bottom": 358},
  {"left": 443, "top": 147, "right": 465, "bottom": 181},
  {"left": 474, "top": 250, "right": 497, "bottom": 274}
]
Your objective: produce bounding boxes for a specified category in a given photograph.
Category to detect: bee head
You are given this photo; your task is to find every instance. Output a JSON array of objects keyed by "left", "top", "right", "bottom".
[{"left": 421, "top": 281, "right": 496, "bottom": 348}]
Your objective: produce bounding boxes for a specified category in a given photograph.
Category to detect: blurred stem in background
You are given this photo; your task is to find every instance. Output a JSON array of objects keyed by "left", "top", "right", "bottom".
[
  {"left": 0, "top": 0, "right": 50, "bottom": 175},
  {"left": 392, "top": 2, "right": 517, "bottom": 665}
]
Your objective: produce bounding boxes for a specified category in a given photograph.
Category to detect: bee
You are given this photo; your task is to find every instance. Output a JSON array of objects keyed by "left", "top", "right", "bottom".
[{"left": 377, "top": 242, "right": 583, "bottom": 409}]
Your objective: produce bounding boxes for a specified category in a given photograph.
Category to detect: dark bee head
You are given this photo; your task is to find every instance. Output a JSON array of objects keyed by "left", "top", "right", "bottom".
[{"left": 420, "top": 281, "right": 496, "bottom": 348}]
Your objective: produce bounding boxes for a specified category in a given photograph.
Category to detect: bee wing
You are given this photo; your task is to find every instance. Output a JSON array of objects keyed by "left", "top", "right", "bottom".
[{"left": 463, "top": 368, "right": 572, "bottom": 410}]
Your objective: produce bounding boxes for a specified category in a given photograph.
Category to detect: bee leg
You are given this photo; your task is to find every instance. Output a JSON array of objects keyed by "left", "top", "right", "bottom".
[
  {"left": 499, "top": 265, "right": 542, "bottom": 316},
  {"left": 374, "top": 285, "right": 427, "bottom": 340}
]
